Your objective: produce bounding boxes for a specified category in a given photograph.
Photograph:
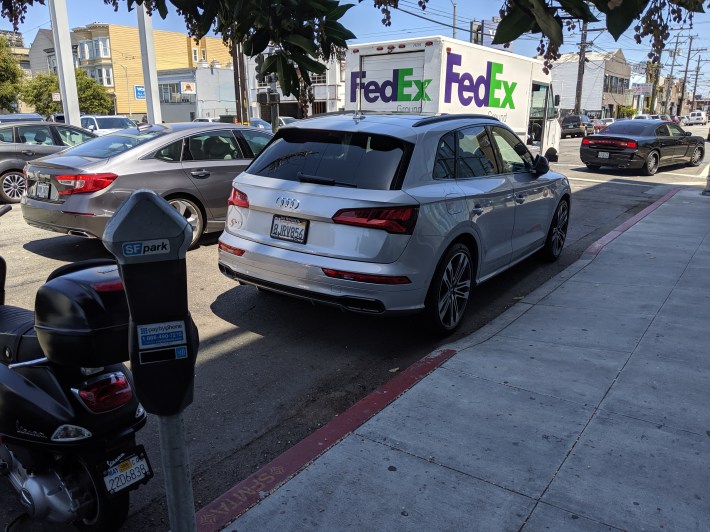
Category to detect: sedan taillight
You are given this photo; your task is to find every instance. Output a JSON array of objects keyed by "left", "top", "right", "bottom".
[
  {"left": 57, "top": 173, "right": 118, "bottom": 195},
  {"left": 332, "top": 206, "right": 419, "bottom": 235},
  {"left": 582, "top": 138, "right": 637, "bottom": 149}
]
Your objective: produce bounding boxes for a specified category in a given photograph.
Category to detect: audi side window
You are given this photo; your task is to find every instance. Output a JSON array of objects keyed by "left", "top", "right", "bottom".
[
  {"left": 456, "top": 126, "right": 497, "bottom": 179},
  {"left": 0, "top": 128, "right": 13, "bottom": 143},
  {"left": 433, "top": 132, "right": 456, "bottom": 179},
  {"left": 491, "top": 127, "right": 533, "bottom": 173}
]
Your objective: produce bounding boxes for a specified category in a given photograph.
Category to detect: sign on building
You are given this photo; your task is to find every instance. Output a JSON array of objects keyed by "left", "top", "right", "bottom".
[
  {"left": 51, "top": 92, "right": 61, "bottom": 102},
  {"left": 631, "top": 83, "right": 653, "bottom": 96},
  {"left": 180, "top": 81, "right": 196, "bottom": 95},
  {"left": 134, "top": 85, "right": 146, "bottom": 100}
]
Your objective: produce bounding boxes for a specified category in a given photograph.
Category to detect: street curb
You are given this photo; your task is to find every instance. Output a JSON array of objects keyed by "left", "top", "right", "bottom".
[
  {"left": 195, "top": 348, "right": 458, "bottom": 532},
  {"left": 582, "top": 187, "right": 681, "bottom": 259}
]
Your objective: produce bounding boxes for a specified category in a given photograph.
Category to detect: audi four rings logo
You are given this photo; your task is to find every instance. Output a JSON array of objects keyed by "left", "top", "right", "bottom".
[{"left": 277, "top": 197, "right": 300, "bottom": 210}]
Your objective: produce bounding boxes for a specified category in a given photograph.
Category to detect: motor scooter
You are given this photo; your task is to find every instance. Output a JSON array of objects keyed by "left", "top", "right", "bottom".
[{"left": 0, "top": 204, "right": 151, "bottom": 531}]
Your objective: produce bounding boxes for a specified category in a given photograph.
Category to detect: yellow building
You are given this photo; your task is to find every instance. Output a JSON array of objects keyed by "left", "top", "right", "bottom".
[{"left": 71, "top": 23, "right": 232, "bottom": 118}]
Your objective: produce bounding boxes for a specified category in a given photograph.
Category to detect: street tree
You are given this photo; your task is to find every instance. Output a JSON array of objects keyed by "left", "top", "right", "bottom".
[
  {"left": 1, "top": 0, "right": 707, "bottom": 94},
  {"left": 20, "top": 69, "right": 114, "bottom": 116},
  {"left": 0, "top": 35, "right": 23, "bottom": 112}
]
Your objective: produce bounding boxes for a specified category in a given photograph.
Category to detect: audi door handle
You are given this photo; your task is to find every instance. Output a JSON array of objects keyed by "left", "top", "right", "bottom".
[
  {"left": 515, "top": 195, "right": 525, "bottom": 204},
  {"left": 471, "top": 204, "right": 484, "bottom": 215},
  {"left": 21, "top": 150, "right": 34, "bottom": 156},
  {"left": 191, "top": 170, "right": 210, "bottom": 178}
]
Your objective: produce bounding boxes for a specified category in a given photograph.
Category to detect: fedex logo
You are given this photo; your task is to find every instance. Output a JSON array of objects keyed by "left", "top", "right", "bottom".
[
  {"left": 350, "top": 68, "right": 432, "bottom": 103},
  {"left": 444, "top": 53, "right": 517, "bottom": 109}
]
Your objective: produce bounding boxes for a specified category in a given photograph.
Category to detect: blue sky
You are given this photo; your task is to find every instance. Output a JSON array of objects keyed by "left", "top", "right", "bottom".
[{"left": 3, "top": 0, "right": 709, "bottom": 95}]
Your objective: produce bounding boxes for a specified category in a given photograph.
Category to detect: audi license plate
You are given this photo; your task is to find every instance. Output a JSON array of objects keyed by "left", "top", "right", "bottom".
[
  {"left": 271, "top": 215, "right": 308, "bottom": 244},
  {"left": 598, "top": 151, "right": 610, "bottom": 159},
  {"left": 103, "top": 447, "right": 152, "bottom": 495},
  {"left": 36, "top": 182, "right": 50, "bottom": 199}
]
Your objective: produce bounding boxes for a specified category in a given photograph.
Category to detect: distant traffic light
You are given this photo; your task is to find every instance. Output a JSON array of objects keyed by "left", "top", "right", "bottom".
[{"left": 255, "top": 54, "right": 265, "bottom": 83}]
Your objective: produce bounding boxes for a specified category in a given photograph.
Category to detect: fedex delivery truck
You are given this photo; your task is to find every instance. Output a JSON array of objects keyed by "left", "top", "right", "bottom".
[{"left": 345, "top": 36, "right": 561, "bottom": 161}]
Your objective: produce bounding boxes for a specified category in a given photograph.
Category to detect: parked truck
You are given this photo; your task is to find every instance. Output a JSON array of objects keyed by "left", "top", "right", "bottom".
[{"left": 345, "top": 35, "right": 561, "bottom": 161}]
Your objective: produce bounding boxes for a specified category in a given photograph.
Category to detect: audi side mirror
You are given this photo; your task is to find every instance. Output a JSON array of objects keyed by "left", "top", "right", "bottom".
[{"left": 533, "top": 154, "right": 549, "bottom": 176}]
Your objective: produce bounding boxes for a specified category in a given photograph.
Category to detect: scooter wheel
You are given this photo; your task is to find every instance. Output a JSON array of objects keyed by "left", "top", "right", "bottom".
[{"left": 73, "top": 459, "right": 130, "bottom": 532}]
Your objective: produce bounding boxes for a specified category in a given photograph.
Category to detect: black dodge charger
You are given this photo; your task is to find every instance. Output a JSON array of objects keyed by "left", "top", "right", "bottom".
[{"left": 580, "top": 119, "right": 705, "bottom": 176}]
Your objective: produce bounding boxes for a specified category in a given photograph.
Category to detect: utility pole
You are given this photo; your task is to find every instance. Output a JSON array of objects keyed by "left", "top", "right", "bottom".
[
  {"left": 677, "top": 36, "right": 693, "bottom": 115},
  {"left": 231, "top": 42, "right": 248, "bottom": 123},
  {"left": 663, "top": 34, "right": 680, "bottom": 114},
  {"left": 574, "top": 20, "right": 588, "bottom": 114},
  {"left": 691, "top": 55, "right": 701, "bottom": 112},
  {"left": 450, "top": 1, "right": 457, "bottom": 39}
]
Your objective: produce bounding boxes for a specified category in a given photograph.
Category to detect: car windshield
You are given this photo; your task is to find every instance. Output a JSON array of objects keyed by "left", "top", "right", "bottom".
[
  {"left": 62, "top": 129, "right": 165, "bottom": 158},
  {"left": 248, "top": 128, "right": 411, "bottom": 190},
  {"left": 95, "top": 117, "right": 134, "bottom": 129},
  {"left": 601, "top": 121, "right": 654, "bottom": 136}
]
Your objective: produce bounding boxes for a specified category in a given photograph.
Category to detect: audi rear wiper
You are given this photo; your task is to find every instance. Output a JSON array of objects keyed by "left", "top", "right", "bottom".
[{"left": 297, "top": 172, "right": 357, "bottom": 188}]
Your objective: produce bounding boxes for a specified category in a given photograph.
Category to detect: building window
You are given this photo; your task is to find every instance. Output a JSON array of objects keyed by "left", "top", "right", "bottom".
[
  {"left": 78, "top": 40, "right": 90, "bottom": 60},
  {"left": 159, "top": 83, "right": 195, "bottom": 103},
  {"left": 310, "top": 73, "right": 326, "bottom": 85},
  {"left": 201, "top": 49, "right": 206, "bottom": 61},
  {"left": 47, "top": 54, "right": 58, "bottom": 73},
  {"left": 87, "top": 66, "right": 113, "bottom": 87},
  {"left": 96, "top": 37, "right": 110, "bottom": 58},
  {"left": 192, "top": 48, "right": 198, "bottom": 62}
]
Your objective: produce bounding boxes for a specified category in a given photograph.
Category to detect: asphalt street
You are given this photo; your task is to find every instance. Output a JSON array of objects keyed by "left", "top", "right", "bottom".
[{"left": 0, "top": 125, "right": 708, "bottom": 531}]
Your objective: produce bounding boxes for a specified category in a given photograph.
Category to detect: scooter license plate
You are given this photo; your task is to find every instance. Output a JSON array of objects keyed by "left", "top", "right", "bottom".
[{"left": 103, "top": 447, "right": 152, "bottom": 495}]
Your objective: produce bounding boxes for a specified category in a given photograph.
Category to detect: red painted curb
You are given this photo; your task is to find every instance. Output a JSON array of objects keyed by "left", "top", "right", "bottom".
[
  {"left": 583, "top": 188, "right": 681, "bottom": 258},
  {"left": 196, "top": 348, "right": 458, "bottom": 532}
]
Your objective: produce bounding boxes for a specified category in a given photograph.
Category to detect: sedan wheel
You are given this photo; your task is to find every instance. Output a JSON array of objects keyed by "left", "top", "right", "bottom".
[
  {"left": 0, "top": 171, "right": 26, "bottom": 204},
  {"left": 425, "top": 244, "right": 473, "bottom": 334},
  {"left": 168, "top": 197, "right": 204, "bottom": 249},
  {"left": 542, "top": 199, "right": 569, "bottom": 262},
  {"left": 642, "top": 151, "right": 659, "bottom": 176},
  {"left": 688, "top": 146, "right": 703, "bottom": 167}
]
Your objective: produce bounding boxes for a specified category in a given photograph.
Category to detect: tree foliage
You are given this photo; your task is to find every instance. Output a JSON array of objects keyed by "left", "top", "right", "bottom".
[
  {"left": 0, "top": 36, "right": 23, "bottom": 112},
  {"left": 20, "top": 69, "right": 114, "bottom": 116},
  {"left": 1, "top": 0, "right": 707, "bottom": 93}
]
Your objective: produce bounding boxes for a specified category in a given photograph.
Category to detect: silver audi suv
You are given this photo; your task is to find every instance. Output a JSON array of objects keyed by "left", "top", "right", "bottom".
[{"left": 218, "top": 113, "right": 571, "bottom": 333}]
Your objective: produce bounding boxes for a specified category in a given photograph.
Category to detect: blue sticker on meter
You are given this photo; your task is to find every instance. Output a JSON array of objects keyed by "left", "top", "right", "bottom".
[{"left": 137, "top": 321, "right": 186, "bottom": 349}]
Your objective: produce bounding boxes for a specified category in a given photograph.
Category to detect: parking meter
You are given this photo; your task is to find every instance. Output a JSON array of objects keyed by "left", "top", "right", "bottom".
[{"left": 103, "top": 189, "right": 198, "bottom": 416}]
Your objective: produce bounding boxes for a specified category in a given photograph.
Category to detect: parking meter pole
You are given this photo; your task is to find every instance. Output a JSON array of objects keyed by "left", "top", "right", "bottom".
[
  {"left": 103, "top": 190, "right": 198, "bottom": 532},
  {"left": 159, "top": 414, "right": 195, "bottom": 532}
]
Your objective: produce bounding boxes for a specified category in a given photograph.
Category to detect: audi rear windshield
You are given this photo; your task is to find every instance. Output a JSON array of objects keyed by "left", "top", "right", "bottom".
[
  {"left": 247, "top": 129, "right": 412, "bottom": 190},
  {"left": 62, "top": 129, "right": 166, "bottom": 158}
]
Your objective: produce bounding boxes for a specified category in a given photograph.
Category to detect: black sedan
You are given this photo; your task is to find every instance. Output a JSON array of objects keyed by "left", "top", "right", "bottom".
[{"left": 580, "top": 119, "right": 705, "bottom": 176}]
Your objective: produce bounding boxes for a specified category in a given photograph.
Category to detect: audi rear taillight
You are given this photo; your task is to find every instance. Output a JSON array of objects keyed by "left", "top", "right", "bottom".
[
  {"left": 57, "top": 173, "right": 118, "bottom": 195},
  {"left": 228, "top": 187, "right": 249, "bottom": 208},
  {"left": 322, "top": 268, "right": 411, "bottom": 285},
  {"left": 332, "top": 206, "right": 419, "bottom": 234},
  {"left": 76, "top": 372, "right": 133, "bottom": 413},
  {"left": 218, "top": 241, "right": 245, "bottom": 256}
]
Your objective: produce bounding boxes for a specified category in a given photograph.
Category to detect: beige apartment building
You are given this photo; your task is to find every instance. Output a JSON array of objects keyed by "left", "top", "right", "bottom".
[{"left": 31, "top": 23, "right": 232, "bottom": 118}]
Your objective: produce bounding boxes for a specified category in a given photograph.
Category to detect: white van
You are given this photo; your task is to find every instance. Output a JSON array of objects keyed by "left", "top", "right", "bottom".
[{"left": 686, "top": 111, "right": 707, "bottom": 126}]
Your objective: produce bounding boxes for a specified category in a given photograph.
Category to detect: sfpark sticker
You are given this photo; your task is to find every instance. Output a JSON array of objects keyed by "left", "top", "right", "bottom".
[{"left": 122, "top": 239, "right": 171, "bottom": 257}]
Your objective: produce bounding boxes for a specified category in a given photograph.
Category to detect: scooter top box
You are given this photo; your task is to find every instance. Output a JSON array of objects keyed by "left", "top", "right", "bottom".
[{"left": 34, "top": 261, "right": 129, "bottom": 366}]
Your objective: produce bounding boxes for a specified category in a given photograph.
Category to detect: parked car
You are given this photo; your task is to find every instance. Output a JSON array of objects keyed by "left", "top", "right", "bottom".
[
  {"left": 0, "top": 121, "right": 96, "bottom": 203},
  {"left": 679, "top": 115, "right": 689, "bottom": 125},
  {"left": 0, "top": 113, "right": 44, "bottom": 123},
  {"left": 659, "top": 114, "right": 672, "bottom": 122},
  {"left": 560, "top": 114, "right": 594, "bottom": 138},
  {"left": 79, "top": 115, "right": 136, "bottom": 135},
  {"left": 193, "top": 117, "right": 221, "bottom": 123},
  {"left": 687, "top": 111, "right": 708, "bottom": 126},
  {"left": 249, "top": 117, "right": 272, "bottom": 130},
  {"left": 217, "top": 113, "right": 571, "bottom": 333},
  {"left": 580, "top": 119, "right": 704, "bottom": 175},
  {"left": 592, "top": 118, "right": 614, "bottom": 133},
  {"left": 278, "top": 116, "right": 297, "bottom": 127},
  {"left": 21, "top": 123, "right": 273, "bottom": 247}
]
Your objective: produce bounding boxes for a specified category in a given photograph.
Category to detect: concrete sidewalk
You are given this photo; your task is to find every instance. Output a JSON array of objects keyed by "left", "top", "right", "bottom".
[{"left": 199, "top": 188, "right": 710, "bottom": 532}]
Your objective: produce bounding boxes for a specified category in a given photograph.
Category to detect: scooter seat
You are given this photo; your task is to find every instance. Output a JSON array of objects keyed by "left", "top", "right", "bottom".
[{"left": 0, "top": 305, "right": 43, "bottom": 364}]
